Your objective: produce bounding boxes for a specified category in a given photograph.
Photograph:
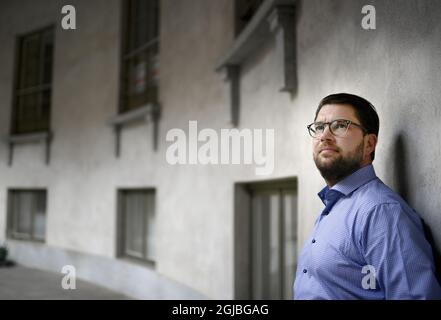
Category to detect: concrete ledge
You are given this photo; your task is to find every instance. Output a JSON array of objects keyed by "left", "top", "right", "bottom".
[
  {"left": 215, "top": 0, "right": 295, "bottom": 70},
  {"left": 6, "top": 131, "right": 52, "bottom": 165},
  {"left": 7, "top": 240, "right": 206, "bottom": 300},
  {"left": 215, "top": 0, "right": 296, "bottom": 125},
  {"left": 7, "top": 131, "right": 52, "bottom": 144},
  {"left": 109, "top": 105, "right": 154, "bottom": 126}
]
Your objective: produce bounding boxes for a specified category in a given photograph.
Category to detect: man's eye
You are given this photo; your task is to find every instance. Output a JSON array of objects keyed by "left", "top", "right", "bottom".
[
  {"left": 315, "top": 124, "right": 325, "bottom": 131},
  {"left": 335, "top": 122, "right": 347, "bottom": 129}
]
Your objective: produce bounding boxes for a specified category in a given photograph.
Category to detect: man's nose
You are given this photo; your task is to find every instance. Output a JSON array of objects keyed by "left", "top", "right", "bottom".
[{"left": 319, "top": 124, "right": 334, "bottom": 141}]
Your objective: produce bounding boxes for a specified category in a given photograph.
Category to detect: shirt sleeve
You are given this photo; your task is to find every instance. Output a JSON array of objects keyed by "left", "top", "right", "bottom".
[{"left": 359, "top": 203, "right": 441, "bottom": 299}]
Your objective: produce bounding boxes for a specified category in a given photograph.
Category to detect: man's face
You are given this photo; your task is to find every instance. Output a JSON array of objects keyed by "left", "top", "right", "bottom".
[{"left": 312, "top": 104, "right": 372, "bottom": 185}]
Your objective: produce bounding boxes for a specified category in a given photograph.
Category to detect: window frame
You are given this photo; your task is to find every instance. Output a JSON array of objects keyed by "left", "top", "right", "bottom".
[
  {"left": 234, "top": 177, "right": 297, "bottom": 299},
  {"left": 119, "top": 0, "right": 160, "bottom": 114},
  {"left": 7, "top": 189, "right": 47, "bottom": 243},
  {"left": 11, "top": 25, "right": 54, "bottom": 135},
  {"left": 248, "top": 185, "right": 297, "bottom": 299},
  {"left": 117, "top": 188, "right": 156, "bottom": 266}
]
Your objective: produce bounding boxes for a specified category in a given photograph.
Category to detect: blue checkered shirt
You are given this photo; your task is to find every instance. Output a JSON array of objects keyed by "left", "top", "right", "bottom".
[{"left": 294, "top": 164, "right": 441, "bottom": 299}]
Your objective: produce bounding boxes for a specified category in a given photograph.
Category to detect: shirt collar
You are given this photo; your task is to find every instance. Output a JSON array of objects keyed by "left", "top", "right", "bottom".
[{"left": 318, "top": 164, "right": 378, "bottom": 203}]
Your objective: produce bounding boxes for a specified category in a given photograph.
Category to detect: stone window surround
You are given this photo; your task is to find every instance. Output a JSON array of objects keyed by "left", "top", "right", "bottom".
[
  {"left": 7, "top": 131, "right": 52, "bottom": 166},
  {"left": 216, "top": 0, "right": 296, "bottom": 126},
  {"left": 108, "top": 103, "right": 160, "bottom": 157}
]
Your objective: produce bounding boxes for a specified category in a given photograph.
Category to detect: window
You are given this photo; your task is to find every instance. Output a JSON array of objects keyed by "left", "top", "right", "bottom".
[
  {"left": 234, "top": 179, "right": 297, "bottom": 299},
  {"left": 235, "top": 0, "right": 264, "bottom": 35},
  {"left": 12, "top": 26, "right": 54, "bottom": 134},
  {"left": 250, "top": 187, "right": 297, "bottom": 299},
  {"left": 118, "top": 189, "right": 156, "bottom": 264},
  {"left": 7, "top": 189, "right": 47, "bottom": 242},
  {"left": 120, "top": 0, "right": 160, "bottom": 113}
]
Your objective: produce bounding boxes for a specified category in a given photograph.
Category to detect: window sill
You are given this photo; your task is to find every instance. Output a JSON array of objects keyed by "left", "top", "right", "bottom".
[
  {"left": 7, "top": 235, "right": 45, "bottom": 244},
  {"left": 7, "top": 131, "right": 52, "bottom": 165},
  {"left": 109, "top": 104, "right": 160, "bottom": 157},
  {"left": 8, "top": 131, "right": 51, "bottom": 143},
  {"left": 109, "top": 104, "right": 155, "bottom": 127},
  {"left": 118, "top": 255, "right": 156, "bottom": 270}
]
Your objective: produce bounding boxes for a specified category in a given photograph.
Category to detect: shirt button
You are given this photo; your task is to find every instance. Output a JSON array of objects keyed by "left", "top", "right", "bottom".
[
  {"left": 303, "top": 269, "right": 307, "bottom": 273},
  {"left": 312, "top": 239, "right": 316, "bottom": 243}
]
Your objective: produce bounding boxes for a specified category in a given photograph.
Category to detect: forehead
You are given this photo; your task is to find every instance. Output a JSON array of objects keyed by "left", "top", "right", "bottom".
[{"left": 315, "top": 104, "right": 358, "bottom": 122}]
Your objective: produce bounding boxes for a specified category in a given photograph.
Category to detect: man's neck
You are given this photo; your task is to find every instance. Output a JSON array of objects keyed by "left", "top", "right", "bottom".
[
  {"left": 325, "top": 179, "right": 338, "bottom": 188},
  {"left": 325, "top": 162, "right": 372, "bottom": 188}
]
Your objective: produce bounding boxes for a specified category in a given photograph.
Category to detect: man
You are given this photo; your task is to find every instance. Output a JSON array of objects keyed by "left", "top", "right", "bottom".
[{"left": 293, "top": 93, "right": 441, "bottom": 299}]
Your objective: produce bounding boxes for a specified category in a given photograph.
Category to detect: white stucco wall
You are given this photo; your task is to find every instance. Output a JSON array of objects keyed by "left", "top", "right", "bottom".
[{"left": 293, "top": 0, "right": 441, "bottom": 256}]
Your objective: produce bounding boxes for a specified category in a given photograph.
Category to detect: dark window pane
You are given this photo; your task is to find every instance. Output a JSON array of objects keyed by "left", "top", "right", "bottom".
[
  {"left": 145, "top": 191, "right": 156, "bottom": 261},
  {"left": 42, "top": 30, "right": 54, "bottom": 84},
  {"left": 9, "top": 190, "right": 47, "bottom": 241},
  {"left": 15, "top": 91, "right": 50, "bottom": 133},
  {"left": 14, "top": 27, "right": 53, "bottom": 134},
  {"left": 235, "top": 0, "right": 264, "bottom": 35},
  {"left": 19, "top": 34, "right": 41, "bottom": 89},
  {"left": 127, "top": 0, "right": 159, "bottom": 53},
  {"left": 133, "top": 1, "right": 148, "bottom": 50},
  {"left": 122, "top": 43, "right": 159, "bottom": 111},
  {"left": 16, "top": 93, "right": 37, "bottom": 133},
  {"left": 15, "top": 192, "right": 33, "bottom": 235},
  {"left": 33, "top": 90, "right": 50, "bottom": 131},
  {"left": 121, "top": 0, "right": 159, "bottom": 112},
  {"left": 145, "top": 0, "right": 159, "bottom": 44}
]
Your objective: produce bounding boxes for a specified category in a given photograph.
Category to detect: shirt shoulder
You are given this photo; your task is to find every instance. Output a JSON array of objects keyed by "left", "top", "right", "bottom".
[
  {"left": 350, "top": 177, "right": 417, "bottom": 217},
  {"left": 350, "top": 181, "right": 441, "bottom": 298},
  {"left": 348, "top": 178, "right": 424, "bottom": 243}
]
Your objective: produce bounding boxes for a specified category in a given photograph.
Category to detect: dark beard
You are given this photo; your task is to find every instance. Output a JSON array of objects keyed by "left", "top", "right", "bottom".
[{"left": 314, "top": 143, "right": 363, "bottom": 183}]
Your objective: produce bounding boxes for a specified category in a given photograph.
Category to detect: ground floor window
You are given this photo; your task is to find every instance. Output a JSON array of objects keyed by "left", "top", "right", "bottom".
[
  {"left": 118, "top": 189, "right": 156, "bottom": 264},
  {"left": 7, "top": 189, "right": 47, "bottom": 242},
  {"left": 235, "top": 178, "right": 297, "bottom": 299}
]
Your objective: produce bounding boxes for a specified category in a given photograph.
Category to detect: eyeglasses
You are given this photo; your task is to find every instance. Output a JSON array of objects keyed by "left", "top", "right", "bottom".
[{"left": 307, "top": 119, "right": 367, "bottom": 138}]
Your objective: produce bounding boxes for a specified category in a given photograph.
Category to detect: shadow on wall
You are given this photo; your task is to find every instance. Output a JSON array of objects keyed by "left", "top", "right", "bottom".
[{"left": 392, "top": 133, "right": 441, "bottom": 283}]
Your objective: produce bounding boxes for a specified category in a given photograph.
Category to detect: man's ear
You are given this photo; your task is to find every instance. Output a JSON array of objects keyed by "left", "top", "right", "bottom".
[{"left": 364, "top": 134, "right": 378, "bottom": 158}]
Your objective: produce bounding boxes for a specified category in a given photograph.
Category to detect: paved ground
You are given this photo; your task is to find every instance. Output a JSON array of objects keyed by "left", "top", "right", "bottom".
[{"left": 0, "top": 265, "right": 132, "bottom": 300}]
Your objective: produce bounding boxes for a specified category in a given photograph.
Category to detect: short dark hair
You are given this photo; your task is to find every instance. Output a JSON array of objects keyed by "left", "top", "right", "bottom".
[{"left": 314, "top": 93, "right": 379, "bottom": 161}]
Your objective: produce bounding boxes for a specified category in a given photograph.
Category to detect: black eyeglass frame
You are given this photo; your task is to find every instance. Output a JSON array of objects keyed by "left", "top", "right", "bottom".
[{"left": 307, "top": 119, "right": 368, "bottom": 138}]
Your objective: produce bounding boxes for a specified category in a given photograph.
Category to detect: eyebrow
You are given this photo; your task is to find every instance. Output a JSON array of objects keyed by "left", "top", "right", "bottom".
[{"left": 314, "top": 118, "right": 356, "bottom": 123}]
